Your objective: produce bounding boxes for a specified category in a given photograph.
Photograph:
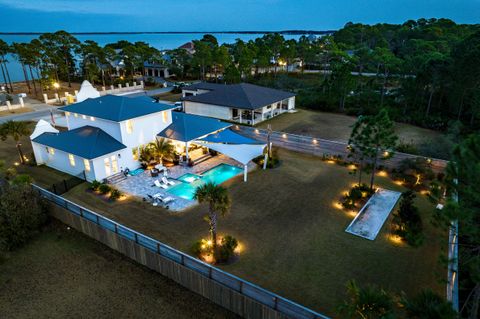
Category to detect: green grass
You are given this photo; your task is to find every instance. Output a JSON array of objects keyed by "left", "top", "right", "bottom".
[
  {"left": 257, "top": 109, "right": 443, "bottom": 145},
  {"left": 155, "top": 92, "right": 182, "bottom": 102},
  {"left": 62, "top": 149, "right": 446, "bottom": 316},
  {"left": 0, "top": 220, "right": 237, "bottom": 319}
]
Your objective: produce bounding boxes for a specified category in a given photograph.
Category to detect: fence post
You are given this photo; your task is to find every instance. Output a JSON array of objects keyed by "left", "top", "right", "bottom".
[
  {"left": 114, "top": 224, "right": 118, "bottom": 233},
  {"left": 52, "top": 184, "right": 57, "bottom": 195},
  {"left": 134, "top": 233, "right": 138, "bottom": 243},
  {"left": 273, "top": 296, "right": 278, "bottom": 310},
  {"left": 63, "top": 179, "right": 68, "bottom": 193},
  {"left": 157, "top": 243, "right": 161, "bottom": 254},
  {"left": 96, "top": 215, "right": 100, "bottom": 224},
  {"left": 79, "top": 207, "right": 84, "bottom": 217}
]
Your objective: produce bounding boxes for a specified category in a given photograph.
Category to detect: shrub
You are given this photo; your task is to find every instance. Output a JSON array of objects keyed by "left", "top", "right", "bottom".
[
  {"left": 109, "top": 188, "right": 122, "bottom": 201},
  {"left": 90, "top": 180, "right": 101, "bottom": 191},
  {"left": 218, "top": 235, "right": 238, "bottom": 263},
  {"left": 341, "top": 183, "right": 373, "bottom": 210},
  {"left": 0, "top": 184, "right": 48, "bottom": 251},
  {"left": 392, "top": 191, "right": 424, "bottom": 247},
  {"left": 98, "top": 183, "right": 111, "bottom": 195},
  {"left": 11, "top": 174, "right": 33, "bottom": 185}
]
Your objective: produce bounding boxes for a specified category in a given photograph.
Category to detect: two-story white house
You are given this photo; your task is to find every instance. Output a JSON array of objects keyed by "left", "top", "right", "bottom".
[
  {"left": 182, "top": 83, "right": 296, "bottom": 125},
  {"left": 31, "top": 95, "right": 175, "bottom": 182}
]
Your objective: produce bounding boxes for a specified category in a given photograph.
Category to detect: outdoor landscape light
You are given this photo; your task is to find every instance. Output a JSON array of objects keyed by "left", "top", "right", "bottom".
[{"left": 53, "top": 82, "right": 60, "bottom": 89}]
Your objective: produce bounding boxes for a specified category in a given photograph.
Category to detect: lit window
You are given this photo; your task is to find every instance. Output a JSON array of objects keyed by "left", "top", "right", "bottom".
[
  {"left": 162, "top": 111, "right": 168, "bottom": 123},
  {"left": 83, "top": 159, "right": 91, "bottom": 172},
  {"left": 65, "top": 111, "right": 71, "bottom": 116},
  {"left": 68, "top": 154, "right": 75, "bottom": 166},
  {"left": 126, "top": 119, "right": 134, "bottom": 134},
  {"left": 90, "top": 116, "right": 95, "bottom": 121},
  {"left": 74, "top": 113, "right": 78, "bottom": 117},
  {"left": 47, "top": 147, "right": 55, "bottom": 155},
  {"left": 82, "top": 115, "right": 86, "bottom": 119}
]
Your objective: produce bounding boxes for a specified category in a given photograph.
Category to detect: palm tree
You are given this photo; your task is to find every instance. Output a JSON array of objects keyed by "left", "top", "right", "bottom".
[
  {"left": 0, "top": 121, "right": 31, "bottom": 164},
  {"left": 402, "top": 290, "right": 457, "bottom": 319},
  {"left": 0, "top": 39, "right": 13, "bottom": 92},
  {"left": 194, "top": 182, "right": 231, "bottom": 257},
  {"left": 338, "top": 280, "right": 395, "bottom": 319},
  {"left": 149, "top": 138, "right": 174, "bottom": 164}
]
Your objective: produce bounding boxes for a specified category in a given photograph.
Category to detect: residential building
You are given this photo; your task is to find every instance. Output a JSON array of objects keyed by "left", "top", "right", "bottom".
[{"left": 182, "top": 83, "right": 296, "bottom": 125}]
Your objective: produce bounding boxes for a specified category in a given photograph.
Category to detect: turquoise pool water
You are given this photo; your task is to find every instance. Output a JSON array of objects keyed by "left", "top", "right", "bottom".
[
  {"left": 167, "top": 164, "right": 242, "bottom": 200},
  {"left": 177, "top": 173, "right": 201, "bottom": 183}
]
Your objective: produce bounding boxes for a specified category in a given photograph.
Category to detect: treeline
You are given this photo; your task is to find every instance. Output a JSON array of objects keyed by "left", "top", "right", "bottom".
[
  {"left": 0, "top": 31, "right": 164, "bottom": 95},
  {"left": 1, "top": 18, "right": 479, "bottom": 132}
]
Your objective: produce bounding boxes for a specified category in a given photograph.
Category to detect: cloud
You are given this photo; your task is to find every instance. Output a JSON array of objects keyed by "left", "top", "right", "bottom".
[{"left": 0, "top": 0, "right": 134, "bottom": 15}]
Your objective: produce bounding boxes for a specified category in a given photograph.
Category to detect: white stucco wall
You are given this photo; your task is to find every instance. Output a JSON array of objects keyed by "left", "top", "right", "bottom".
[
  {"left": 66, "top": 113, "right": 122, "bottom": 142},
  {"left": 32, "top": 142, "right": 95, "bottom": 181},
  {"left": 119, "top": 110, "right": 172, "bottom": 148},
  {"left": 33, "top": 141, "right": 135, "bottom": 182},
  {"left": 183, "top": 101, "right": 232, "bottom": 120},
  {"left": 288, "top": 96, "right": 295, "bottom": 110}
]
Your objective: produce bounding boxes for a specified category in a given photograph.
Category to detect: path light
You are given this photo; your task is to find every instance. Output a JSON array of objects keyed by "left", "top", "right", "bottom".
[
  {"left": 348, "top": 164, "right": 356, "bottom": 170},
  {"left": 377, "top": 170, "right": 387, "bottom": 177},
  {"left": 426, "top": 158, "right": 432, "bottom": 164},
  {"left": 394, "top": 180, "right": 403, "bottom": 186},
  {"left": 53, "top": 82, "right": 60, "bottom": 89},
  {"left": 383, "top": 151, "right": 390, "bottom": 157},
  {"left": 282, "top": 133, "right": 287, "bottom": 138},
  {"left": 389, "top": 234, "right": 403, "bottom": 245},
  {"left": 254, "top": 129, "right": 259, "bottom": 134},
  {"left": 14, "top": 162, "right": 20, "bottom": 166},
  {"left": 332, "top": 201, "right": 343, "bottom": 210},
  {"left": 312, "top": 139, "right": 318, "bottom": 144}
]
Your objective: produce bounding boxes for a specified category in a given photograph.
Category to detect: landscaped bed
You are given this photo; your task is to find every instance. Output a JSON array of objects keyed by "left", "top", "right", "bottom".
[{"left": 62, "top": 148, "right": 446, "bottom": 316}]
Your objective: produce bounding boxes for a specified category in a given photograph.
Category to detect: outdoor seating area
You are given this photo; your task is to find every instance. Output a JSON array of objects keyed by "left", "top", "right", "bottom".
[{"left": 114, "top": 154, "right": 255, "bottom": 211}]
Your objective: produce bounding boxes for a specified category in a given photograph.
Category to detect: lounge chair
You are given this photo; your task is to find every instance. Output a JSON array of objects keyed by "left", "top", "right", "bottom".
[
  {"left": 160, "top": 196, "right": 175, "bottom": 204},
  {"left": 161, "top": 176, "right": 175, "bottom": 186},
  {"left": 154, "top": 180, "right": 168, "bottom": 189}
]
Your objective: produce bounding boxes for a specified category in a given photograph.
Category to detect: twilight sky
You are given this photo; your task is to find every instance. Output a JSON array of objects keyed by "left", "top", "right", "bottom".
[{"left": 0, "top": 0, "right": 479, "bottom": 32}]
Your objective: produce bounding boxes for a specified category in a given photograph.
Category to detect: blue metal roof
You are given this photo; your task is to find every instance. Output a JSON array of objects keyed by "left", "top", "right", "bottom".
[
  {"left": 59, "top": 95, "right": 175, "bottom": 122},
  {"left": 32, "top": 126, "right": 126, "bottom": 159},
  {"left": 197, "top": 128, "right": 263, "bottom": 144},
  {"left": 157, "top": 112, "right": 231, "bottom": 142}
]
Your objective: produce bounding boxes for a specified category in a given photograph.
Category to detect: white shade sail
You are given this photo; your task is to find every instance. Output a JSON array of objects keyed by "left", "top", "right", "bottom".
[
  {"left": 30, "top": 119, "right": 59, "bottom": 140},
  {"left": 194, "top": 141, "right": 266, "bottom": 165},
  {"left": 76, "top": 80, "right": 100, "bottom": 103}
]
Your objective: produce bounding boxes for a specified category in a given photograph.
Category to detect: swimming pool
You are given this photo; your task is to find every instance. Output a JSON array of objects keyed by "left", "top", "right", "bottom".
[{"left": 167, "top": 164, "right": 243, "bottom": 200}]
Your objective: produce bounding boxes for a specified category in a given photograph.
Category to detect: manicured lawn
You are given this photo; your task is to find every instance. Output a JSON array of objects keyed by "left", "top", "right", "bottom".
[
  {"left": 155, "top": 92, "right": 182, "bottom": 102},
  {"left": 258, "top": 109, "right": 443, "bottom": 145},
  {"left": 0, "top": 221, "right": 237, "bottom": 319},
  {"left": 62, "top": 149, "right": 446, "bottom": 316}
]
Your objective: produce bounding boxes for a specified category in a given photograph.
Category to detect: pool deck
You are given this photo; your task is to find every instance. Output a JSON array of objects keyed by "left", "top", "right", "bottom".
[
  {"left": 114, "top": 155, "right": 256, "bottom": 211},
  {"left": 345, "top": 188, "right": 401, "bottom": 240}
]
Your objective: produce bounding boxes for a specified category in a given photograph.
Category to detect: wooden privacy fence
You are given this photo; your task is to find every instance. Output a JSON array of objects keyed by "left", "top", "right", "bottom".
[
  {"left": 232, "top": 126, "right": 448, "bottom": 173},
  {"left": 32, "top": 184, "right": 329, "bottom": 319}
]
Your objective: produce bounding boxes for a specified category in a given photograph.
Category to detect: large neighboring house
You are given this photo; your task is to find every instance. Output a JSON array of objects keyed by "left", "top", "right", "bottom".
[{"left": 182, "top": 83, "right": 295, "bottom": 125}]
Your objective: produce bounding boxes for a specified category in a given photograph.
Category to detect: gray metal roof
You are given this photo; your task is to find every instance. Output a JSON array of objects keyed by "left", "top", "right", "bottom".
[
  {"left": 32, "top": 125, "right": 126, "bottom": 159},
  {"left": 182, "top": 83, "right": 295, "bottom": 110},
  {"left": 59, "top": 95, "right": 174, "bottom": 122},
  {"left": 157, "top": 112, "right": 231, "bottom": 142}
]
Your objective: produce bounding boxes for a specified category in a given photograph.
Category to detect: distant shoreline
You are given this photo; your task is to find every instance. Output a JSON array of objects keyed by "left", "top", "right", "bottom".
[{"left": 0, "top": 30, "right": 335, "bottom": 36}]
